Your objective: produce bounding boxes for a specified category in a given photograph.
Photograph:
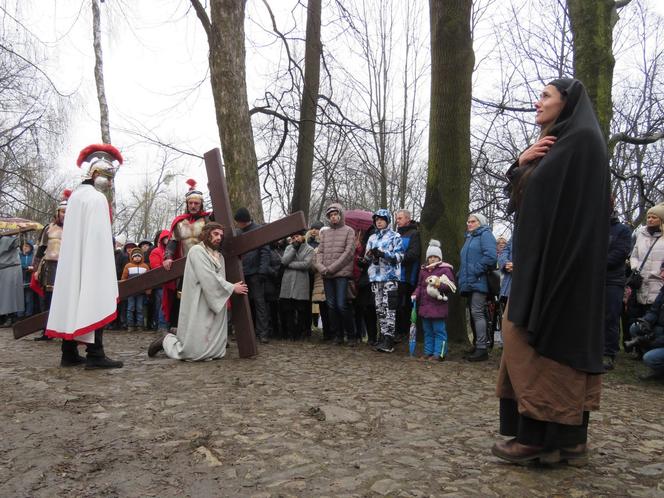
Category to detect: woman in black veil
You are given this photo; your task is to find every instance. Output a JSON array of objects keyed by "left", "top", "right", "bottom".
[{"left": 493, "top": 78, "right": 610, "bottom": 465}]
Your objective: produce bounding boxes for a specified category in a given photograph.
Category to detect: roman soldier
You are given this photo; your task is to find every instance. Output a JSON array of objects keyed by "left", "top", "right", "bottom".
[
  {"left": 162, "top": 179, "right": 213, "bottom": 269},
  {"left": 161, "top": 179, "right": 213, "bottom": 326},
  {"left": 45, "top": 143, "right": 125, "bottom": 369},
  {"left": 31, "top": 189, "right": 71, "bottom": 341}
]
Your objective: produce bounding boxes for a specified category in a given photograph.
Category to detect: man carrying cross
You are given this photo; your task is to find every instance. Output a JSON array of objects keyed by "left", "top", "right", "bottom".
[{"left": 148, "top": 222, "right": 248, "bottom": 360}]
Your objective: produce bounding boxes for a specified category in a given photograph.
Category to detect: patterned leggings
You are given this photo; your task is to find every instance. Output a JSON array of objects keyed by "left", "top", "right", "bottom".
[{"left": 372, "top": 281, "right": 399, "bottom": 338}]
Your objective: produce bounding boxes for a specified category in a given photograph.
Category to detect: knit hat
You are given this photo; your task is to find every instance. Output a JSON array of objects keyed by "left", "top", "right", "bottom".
[
  {"left": 310, "top": 221, "right": 323, "bottom": 230},
  {"left": 115, "top": 234, "right": 127, "bottom": 246},
  {"left": 647, "top": 203, "right": 664, "bottom": 223},
  {"left": 129, "top": 247, "right": 143, "bottom": 259},
  {"left": 426, "top": 239, "right": 443, "bottom": 260},
  {"left": 469, "top": 213, "right": 488, "bottom": 226},
  {"left": 234, "top": 207, "right": 251, "bottom": 223}
]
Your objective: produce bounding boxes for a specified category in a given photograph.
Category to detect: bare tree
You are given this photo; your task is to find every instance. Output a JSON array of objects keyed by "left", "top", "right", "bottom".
[
  {"left": 190, "top": 0, "right": 264, "bottom": 221},
  {"left": 290, "top": 0, "right": 322, "bottom": 218},
  {"left": 92, "top": 0, "right": 112, "bottom": 144},
  {"left": 421, "top": 0, "right": 474, "bottom": 341}
]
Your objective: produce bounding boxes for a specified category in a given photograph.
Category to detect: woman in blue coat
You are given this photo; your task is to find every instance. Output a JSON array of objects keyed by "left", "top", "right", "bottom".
[{"left": 458, "top": 213, "right": 497, "bottom": 361}]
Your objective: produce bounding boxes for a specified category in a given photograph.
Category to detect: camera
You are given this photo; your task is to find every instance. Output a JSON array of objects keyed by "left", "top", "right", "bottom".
[{"left": 625, "top": 319, "right": 654, "bottom": 350}]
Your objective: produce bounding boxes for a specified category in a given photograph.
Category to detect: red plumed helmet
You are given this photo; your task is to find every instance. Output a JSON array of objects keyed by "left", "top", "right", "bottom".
[
  {"left": 57, "top": 188, "right": 72, "bottom": 212},
  {"left": 184, "top": 178, "right": 203, "bottom": 201},
  {"left": 76, "top": 144, "right": 123, "bottom": 167}
]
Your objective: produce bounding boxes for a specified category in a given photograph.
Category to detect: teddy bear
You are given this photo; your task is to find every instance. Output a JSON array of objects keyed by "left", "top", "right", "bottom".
[{"left": 425, "top": 274, "right": 456, "bottom": 301}]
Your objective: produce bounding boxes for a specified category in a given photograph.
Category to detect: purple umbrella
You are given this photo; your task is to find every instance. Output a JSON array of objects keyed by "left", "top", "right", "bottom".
[{"left": 344, "top": 209, "right": 374, "bottom": 232}]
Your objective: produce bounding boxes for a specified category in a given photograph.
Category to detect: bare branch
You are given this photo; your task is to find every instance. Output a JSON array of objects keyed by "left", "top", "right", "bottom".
[{"left": 189, "top": 0, "right": 212, "bottom": 41}]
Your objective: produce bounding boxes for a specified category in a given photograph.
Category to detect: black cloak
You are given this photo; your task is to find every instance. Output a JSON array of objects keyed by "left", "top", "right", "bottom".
[{"left": 506, "top": 78, "right": 609, "bottom": 374}]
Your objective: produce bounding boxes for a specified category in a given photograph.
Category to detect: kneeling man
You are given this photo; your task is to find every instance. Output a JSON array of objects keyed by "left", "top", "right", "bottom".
[{"left": 148, "top": 222, "right": 247, "bottom": 360}]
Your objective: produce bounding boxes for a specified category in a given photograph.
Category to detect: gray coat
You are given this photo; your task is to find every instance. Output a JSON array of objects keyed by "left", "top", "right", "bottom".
[
  {"left": 279, "top": 243, "right": 314, "bottom": 300},
  {"left": 0, "top": 236, "right": 24, "bottom": 315}
]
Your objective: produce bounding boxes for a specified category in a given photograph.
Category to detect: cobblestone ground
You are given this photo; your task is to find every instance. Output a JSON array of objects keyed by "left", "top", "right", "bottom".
[{"left": 1, "top": 327, "right": 663, "bottom": 497}]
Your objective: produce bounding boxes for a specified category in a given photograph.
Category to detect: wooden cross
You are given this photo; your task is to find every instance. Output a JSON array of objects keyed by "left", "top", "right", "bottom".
[{"left": 14, "top": 148, "right": 307, "bottom": 359}]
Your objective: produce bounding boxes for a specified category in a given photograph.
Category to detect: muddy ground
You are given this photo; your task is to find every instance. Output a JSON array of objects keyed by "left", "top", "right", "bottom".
[{"left": 1, "top": 327, "right": 664, "bottom": 497}]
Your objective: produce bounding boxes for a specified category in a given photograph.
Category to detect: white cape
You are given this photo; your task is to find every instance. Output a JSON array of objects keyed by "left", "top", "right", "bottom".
[
  {"left": 46, "top": 184, "right": 118, "bottom": 343},
  {"left": 163, "top": 243, "right": 234, "bottom": 361}
]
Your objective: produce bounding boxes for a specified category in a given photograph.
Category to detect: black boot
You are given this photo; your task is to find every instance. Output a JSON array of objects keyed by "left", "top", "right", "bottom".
[
  {"left": 376, "top": 334, "right": 395, "bottom": 353},
  {"left": 85, "top": 356, "right": 124, "bottom": 369},
  {"left": 61, "top": 340, "right": 85, "bottom": 367},
  {"left": 148, "top": 335, "right": 165, "bottom": 357},
  {"left": 466, "top": 348, "right": 488, "bottom": 362},
  {"left": 84, "top": 329, "right": 124, "bottom": 369}
]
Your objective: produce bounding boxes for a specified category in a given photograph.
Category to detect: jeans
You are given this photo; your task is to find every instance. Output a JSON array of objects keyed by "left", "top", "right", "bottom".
[
  {"left": 604, "top": 285, "right": 624, "bottom": 357},
  {"left": 17, "top": 287, "right": 35, "bottom": 317},
  {"left": 127, "top": 294, "right": 145, "bottom": 327},
  {"left": 152, "top": 288, "right": 169, "bottom": 330},
  {"left": 643, "top": 348, "right": 664, "bottom": 375},
  {"left": 468, "top": 291, "right": 489, "bottom": 349},
  {"left": 324, "top": 277, "right": 356, "bottom": 341},
  {"left": 422, "top": 318, "right": 448, "bottom": 357}
]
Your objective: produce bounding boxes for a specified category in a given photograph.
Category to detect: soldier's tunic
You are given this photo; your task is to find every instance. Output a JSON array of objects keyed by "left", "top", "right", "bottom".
[
  {"left": 35, "top": 222, "right": 63, "bottom": 291},
  {"left": 165, "top": 212, "right": 212, "bottom": 260}
]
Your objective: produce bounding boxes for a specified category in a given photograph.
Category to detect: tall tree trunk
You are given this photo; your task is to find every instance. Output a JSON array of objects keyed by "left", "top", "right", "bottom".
[
  {"left": 191, "top": 0, "right": 264, "bottom": 222},
  {"left": 92, "top": 0, "right": 111, "bottom": 144},
  {"left": 421, "top": 0, "right": 474, "bottom": 342},
  {"left": 567, "top": 0, "right": 618, "bottom": 141},
  {"left": 290, "top": 0, "right": 322, "bottom": 219}
]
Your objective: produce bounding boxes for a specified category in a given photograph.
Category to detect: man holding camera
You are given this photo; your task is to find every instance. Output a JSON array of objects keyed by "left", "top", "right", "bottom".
[
  {"left": 603, "top": 208, "right": 631, "bottom": 371},
  {"left": 629, "top": 264, "right": 664, "bottom": 381}
]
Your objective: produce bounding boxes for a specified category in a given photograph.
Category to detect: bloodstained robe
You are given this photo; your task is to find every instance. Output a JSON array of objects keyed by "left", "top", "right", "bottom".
[
  {"left": 45, "top": 184, "right": 118, "bottom": 343},
  {"left": 163, "top": 242, "right": 234, "bottom": 361}
]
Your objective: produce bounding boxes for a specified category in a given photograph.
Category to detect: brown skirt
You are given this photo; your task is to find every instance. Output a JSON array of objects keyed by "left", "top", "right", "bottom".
[{"left": 496, "top": 305, "right": 601, "bottom": 426}]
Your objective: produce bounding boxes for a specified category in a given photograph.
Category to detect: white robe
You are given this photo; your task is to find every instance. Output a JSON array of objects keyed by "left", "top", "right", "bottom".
[
  {"left": 163, "top": 243, "right": 234, "bottom": 361},
  {"left": 46, "top": 184, "right": 118, "bottom": 343}
]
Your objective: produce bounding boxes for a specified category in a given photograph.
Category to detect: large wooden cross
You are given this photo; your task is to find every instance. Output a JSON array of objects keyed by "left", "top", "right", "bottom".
[{"left": 14, "top": 148, "right": 307, "bottom": 359}]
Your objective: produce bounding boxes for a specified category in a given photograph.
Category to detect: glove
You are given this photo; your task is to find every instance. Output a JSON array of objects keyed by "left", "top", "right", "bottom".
[{"left": 373, "top": 249, "right": 385, "bottom": 259}]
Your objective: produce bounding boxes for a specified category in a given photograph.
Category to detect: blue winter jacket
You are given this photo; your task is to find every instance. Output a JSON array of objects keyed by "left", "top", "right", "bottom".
[
  {"left": 497, "top": 239, "right": 512, "bottom": 298},
  {"left": 366, "top": 228, "right": 404, "bottom": 282},
  {"left": 458, "top": 225, "right": 497, "bottom": 294}
]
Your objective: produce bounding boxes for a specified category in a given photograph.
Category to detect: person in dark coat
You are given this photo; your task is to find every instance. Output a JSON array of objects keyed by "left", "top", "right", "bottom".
[
  {"left": 234, "top": 207, "right": 272, "bottom": 343},
  {"left": 603, "top": 208, "right": 632, "bottom": 370},
  {"left": 493, "top": 78, "right": 609, "bottom": 465},
  {"left": 395, "top": 210, "right": 421, "bottom": 341}
]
